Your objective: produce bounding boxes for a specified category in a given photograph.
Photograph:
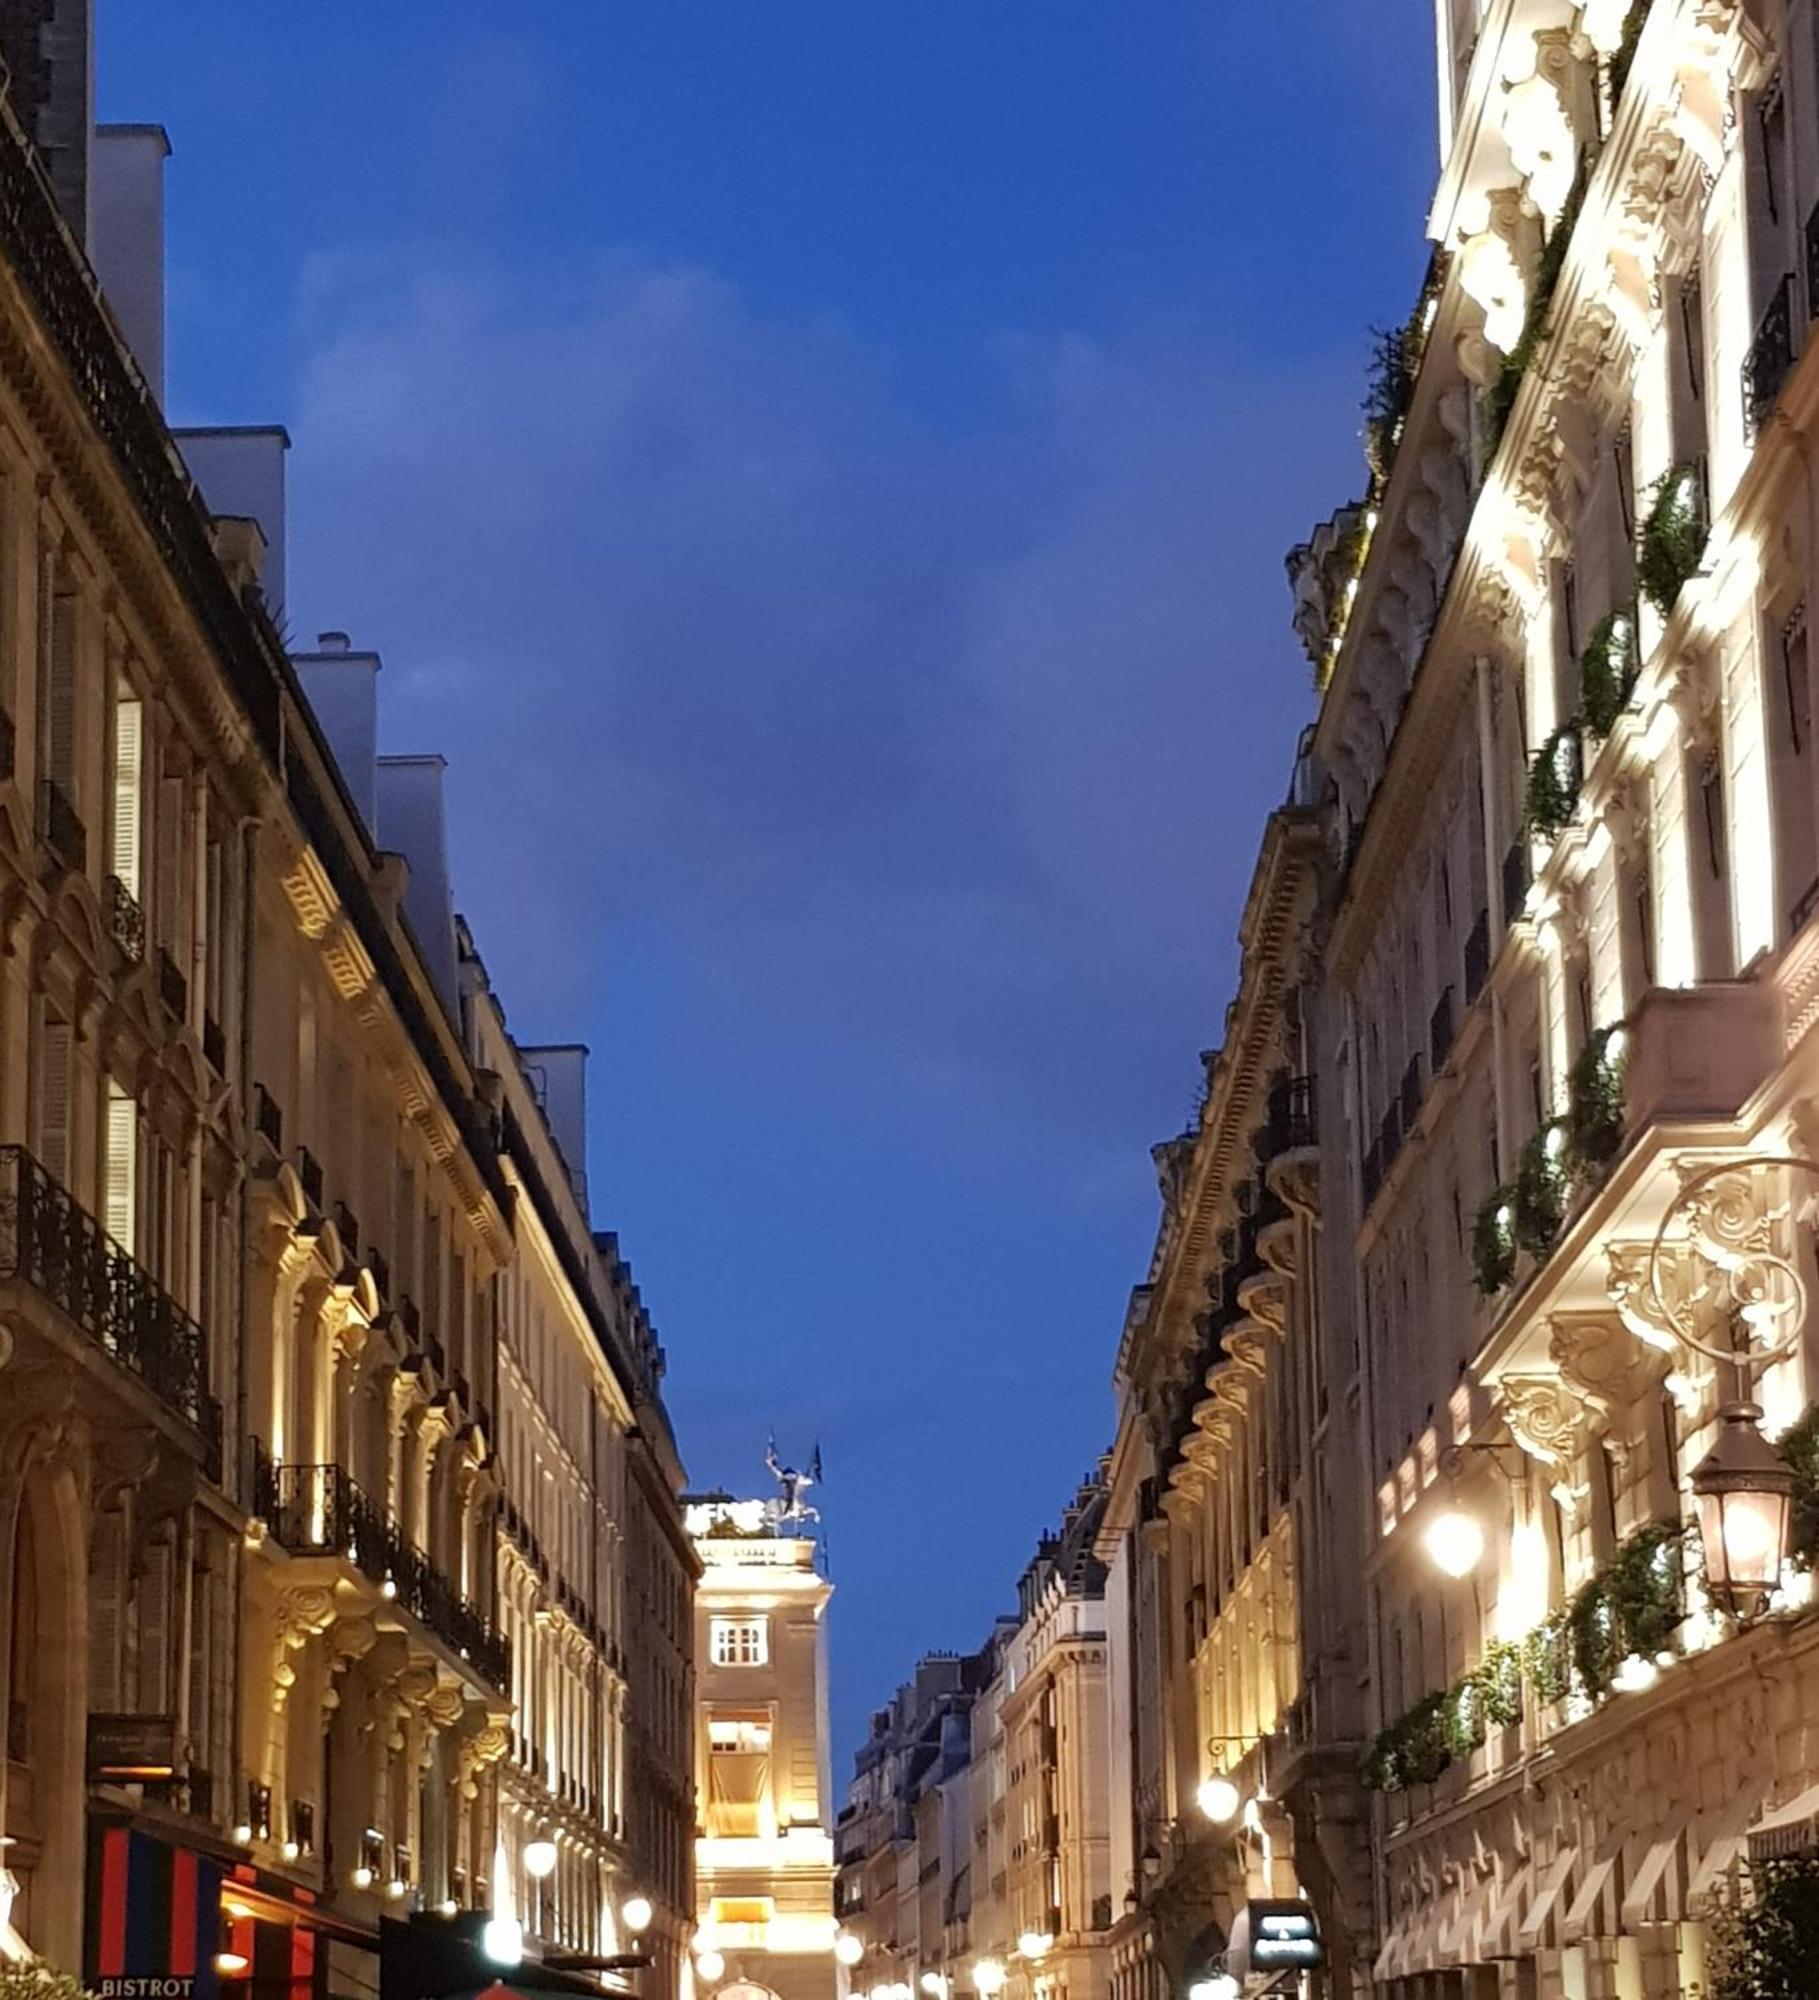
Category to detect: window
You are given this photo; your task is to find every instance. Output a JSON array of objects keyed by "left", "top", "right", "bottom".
[
  {"left": 104, "top": 1079, "right": 136, "bottom": 1255},
  {"left": 710, "top": 1617, "right": 769, "bottom": 1667},
  {"left": 111, "top": 691, "right": 142, "bottom": 897},
  {"left": 708, "top": 1713, "right": 772, "bottom": 1754}
]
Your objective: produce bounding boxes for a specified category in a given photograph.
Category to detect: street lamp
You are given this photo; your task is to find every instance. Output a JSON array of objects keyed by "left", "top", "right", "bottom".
[
  {"left": 622, "top": 1894, "right": 654, "bottom": 1935},
  {"left": 524, "top": 1837, "right": 559, "bottom": 1880},
  {"left": 973, "top": 1960, "right": 1007, "bottom": 1996},
  {"left": 1195, "top": 1776, "right": 1241, "bottom": 1824},
  {"left": 481, "top": 1917, "right": 525, "bottom": 1967},
  {"left": 697, "top": 1950, "right": 727, "bottom": 1984},
  {"left": 1693, "top": 1401, "right": 1796, "bottom": 1621},
  {"left": 1422, "top": 1507, "right": 1485, "bottom": 1579},
  {"left": 835, "top": 1932, "right": 865, "bottom": 1967}
]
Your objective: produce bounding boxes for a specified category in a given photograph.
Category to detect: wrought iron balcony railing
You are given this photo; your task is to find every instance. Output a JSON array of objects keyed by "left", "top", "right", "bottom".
[
  {"left": 1744, "top": 272, "right": 1797, "bottom": 436},
  {"left": 0, "top": 1144, "right": 209, "bottom": 1433},
  {"left": 104, "top": 874, "right": 144, "bottom": 962},
  {"left": 296, "top": 1145, "right": 324, "bottom": 1209},
  {"left": 253, "top": 1445, "right": 510, "bottom": 1690},
  {"left": 1501, "top": 838, "right": 1530, "bottom": 928},
  {"left": 38, "top": 777, "right": 85, "bottom": 873},
  {"left": 1264, "top": 1073, "right": 1317, "bottom": 1155},
  {"left": 201, "top": 1013, "right": 226, "bottom": 1074},
  {"left": 0, "top": 708, "right": 15, "bottom": 783}
]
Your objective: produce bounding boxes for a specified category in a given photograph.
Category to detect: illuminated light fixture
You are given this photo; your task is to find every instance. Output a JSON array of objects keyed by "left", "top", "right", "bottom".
[
  {"left": 381, "top": 1577, "right": 398, "bottom": 1600},
  {"left": 438, "top": 1899, "right": 458, "bottom": 1918},
  {"left": 835, "top": 1933, "right": 865, "bottom": 1967},
  {"left": 223, "top": 1901, "right": 253, "bottom": 1923},
  {"left": 215, "top": 1954, "right": 249, "bottom": 1977},
  {"left": 1187, "top": 1980, "right": 1238, "bottom": 2000},
  {"left": 524, "top": 1836, "right": 560, "bottom": 1879},
  {"left": 1693, "top": 1401, "right": 1796, "bottom": 1622},
  {"left": 231, "top": 1823, "right": 253, "bottom": 1846},
  {"left": 1423, "top": 1508, "right": 1486, "bottom": 1579},
  {"left": 1017, "top": 1933, "right": 1052, "bottom": 1961},
  {"left": 696, "top": 1951, "right": 726, "bottom": 1984},
  {"left": 351, "top": 1866, "right": 375, "bottom": 1891},
  {"left": 1611, "top": 1653, "right": 1658, "bottom": 1695},
  {"left": 622, "top": 1894, "right": 654, "bottom": 1934},
  {"left": 280, "top": 1840, "right": 300, "bottom": 1862},
  {"left": 973, "top": 1960, "right": 1008, "bottom": 1996},
  {"left": 482, "top": 1917, "right": 525, "bottom": 1966},
  {"left": 386, "top": 1879, "right": 407, "bottom": 1901},
  {"left": 1196, "top": 1776, "right": 1241, "bottom": 1824},
  {"left": 921, "top": 1975, "right": 948, "bottom": 1997}
]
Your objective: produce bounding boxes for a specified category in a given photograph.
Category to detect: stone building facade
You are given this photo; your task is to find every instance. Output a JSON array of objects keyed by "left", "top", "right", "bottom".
[
  {"left": 0, "top": 16, "right": 698, "bottom": 2000},
  {"left": 691, "top": 1495, "right": 838, "bottom": 2000}
]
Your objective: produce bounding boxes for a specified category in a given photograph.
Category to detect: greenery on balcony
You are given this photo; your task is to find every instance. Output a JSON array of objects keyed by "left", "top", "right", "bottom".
[
  {"left": 1524, "top": 724, "right": 1583, "bottom": 838},
  {"left": 1607, "top": 0, "right": 1649, "bottom": 104},
  {"left": 1512, "top": 1122, "right": 1570, "bottom": 1257},
  {"left": 1487, "top": 165, "right": 1589, "bottom": 454},
  {"left": 1520, "top": 1617, "right": 1572, "bottom": 1705},
  {"left": 1471, "top": 1190, "right": 1517, "bottom": 1295},
  {"left": 1637, "top": 464, "right": 1708, "bottom": 615},
  {"left": 1565, "top": 1022, "right": 1628, "bottom": 1173},
  {"left": 1567, "top": 1520, "right": 1688, "bottom": 1703},
  {"left": 1365, "top": 1525, "right": 1690, "bottom": 1796},
  {"left": 1777, "top": 1405, "right": 1819, "bottom": 1570},
  {"left": 1579, "top": 607, "right": 1640, "bottom": 739},
  {"left": 1363, "top": 319, "right": 1419, "bottom": 486},
  {"left": 1709, "top": 1856, "right": 1819, "bottom": 2000}
]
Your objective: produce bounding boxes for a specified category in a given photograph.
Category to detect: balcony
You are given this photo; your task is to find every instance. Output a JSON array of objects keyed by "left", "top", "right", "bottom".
[
  {"left": 1464, "top": 908, "right": 1491, "bottom": 1002},
  {"left": 1264, "top": 1073, "right": 1317, "bottom": 1155},
  {"left": 201, "top": 1013, "right": 226, "bottom": 1074},
  {"left": 156, "top": 945, "right": 187, "bottom": 1023},
  {"left": 253, "top": 1083, "right": 283, "bottom": 1152},
  {"left": 333, "top": 1201, "right": 360, "bottom": 1258},
  {"left": 254, "top": 1448, "right": 510, "bottom": 1690},
  {"left": 37, "top": 777, "right": 85, "bottom": 873},
  {"left": 105, "top": 874, "right": 145, "bottom": 963},
  {"left": 1744, "top": 272, "right": 1796, "bottom": 437},
  {"left": 1430, "top": 986, "right": 1457, "bottom": 1074},
  {"left": 1501, "top": 838, "right": 1530, "bottom": 927},
  {"left": 0, "top": 1144, "right": 210, "bottom": 1436},
  {"left": 296, "top": 1145, "right": 324, "bottom": 1209}
]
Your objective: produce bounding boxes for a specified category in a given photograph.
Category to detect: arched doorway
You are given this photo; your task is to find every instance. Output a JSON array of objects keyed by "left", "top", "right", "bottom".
[{"left": 4, "top": 1484, "right": 41, "bottom": 1942}]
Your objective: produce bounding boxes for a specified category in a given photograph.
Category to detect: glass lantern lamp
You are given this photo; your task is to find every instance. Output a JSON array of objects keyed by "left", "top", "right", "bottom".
[{"left": 1691, "top": 1402, "right": 1795, "bottom": 1622}]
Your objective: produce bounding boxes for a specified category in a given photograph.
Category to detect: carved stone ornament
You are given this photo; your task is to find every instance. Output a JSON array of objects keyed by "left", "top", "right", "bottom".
[
  {"left": 1498, "top": 1373, "right": 1583, "bottom": 1472},
  {"left": 272, "top": 1584, "right": 339, "bottom": 1711}
]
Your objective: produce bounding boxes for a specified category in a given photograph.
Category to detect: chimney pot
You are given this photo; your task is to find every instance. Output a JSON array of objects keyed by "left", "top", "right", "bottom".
[{"left": 317, "top": 630, "right": 351, "bottom": 654}]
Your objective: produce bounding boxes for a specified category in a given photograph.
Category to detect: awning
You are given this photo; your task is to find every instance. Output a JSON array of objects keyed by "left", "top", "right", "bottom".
[
  {"left": 1748, "top": 1783, "right": 1819, "bottom": 1864},
  {"left": 1438, "top": 1875, "right": 1491, "bottom": 1963},
  {"left": 1689, "top": 1790, "right": 1767, "bottom": 1913},
  {"left": 1518, "top": 1850, "right": 1576, "bottom": 1948},
  {"left": 1479, "top": 1862, "right": 1532, "bottom": 1960},
  {"left": 1621, "top": 1815, "right": 1690, "bottom": 1927},
  {"left": 1563, "top": 1854, "right": 1616, "bottom": 1940}
]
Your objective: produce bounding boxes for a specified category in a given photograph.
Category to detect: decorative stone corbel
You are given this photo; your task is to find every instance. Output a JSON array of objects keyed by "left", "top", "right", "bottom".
[
  {"left": 1456, "top": 188, "right": 1535, "bottom": 355},
  {"left": 1503, "top": 30, "right": 1586, "bottom": 226},
  {"left": 272, "top": 1584, "right": 339, "bottom": 1711},
  {"left": 1498, "top": 1373, "right": 1583, "bottom": 1476}
]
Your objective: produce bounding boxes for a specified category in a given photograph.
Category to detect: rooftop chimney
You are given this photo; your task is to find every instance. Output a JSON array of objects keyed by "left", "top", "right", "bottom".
[
  {"left": 517, "top": 1044, "right": 590, "bottom": 1215},
  {"left": 89, "top": 123, "right": 167, "bottom": 399},
  {"left": 293, "top": 634, "right": 380, "bottom": 835},
  {"left": 172, "top": 426, "right": 291, "bottom": 619},
  {"left": 375, "top": 755, "right": 460, "bottom": 1019}
]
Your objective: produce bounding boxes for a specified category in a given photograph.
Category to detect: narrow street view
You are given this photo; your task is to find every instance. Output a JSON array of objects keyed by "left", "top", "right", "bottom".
[{"left": 0, "top": 4, "right": 1812, "bottom": 2000}]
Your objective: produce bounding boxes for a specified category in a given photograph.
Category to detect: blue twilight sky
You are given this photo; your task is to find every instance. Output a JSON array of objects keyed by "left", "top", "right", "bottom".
[{"left": 100, "top": 2, "right": 1437, "bottom": 1763}]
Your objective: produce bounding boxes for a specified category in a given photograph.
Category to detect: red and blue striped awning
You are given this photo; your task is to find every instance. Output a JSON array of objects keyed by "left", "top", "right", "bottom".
[{"left": 84, "top": 1825, "right": 223, "bottom": 2000}]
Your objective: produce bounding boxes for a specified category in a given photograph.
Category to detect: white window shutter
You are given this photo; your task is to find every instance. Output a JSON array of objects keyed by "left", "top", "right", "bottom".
[
  {"left": 39, "top": 1019, "right": 70, "bottom": 1183},
  {"left": 104, "top": 1079, "right": 136, "bottom": 1255},
  {"left": 112, "top": 695, "right": 142, "bottom": 897}
]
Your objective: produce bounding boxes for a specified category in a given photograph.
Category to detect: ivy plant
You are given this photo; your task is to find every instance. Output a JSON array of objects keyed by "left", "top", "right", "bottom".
[
  {"left": 1525, "top": 724, "right": 1583, "bottom": 839},
  {"left": 1511, "top": 1124, "right": 1569, "bottom": 1258},
  {"left": 1569, "top": 1520, "right": 1687, "bottom": 1703},
  {"left": 1709, "top": 1856, "right": 1819, "bottom": 2000},
  {"left": 1579, "top": 607, "right": 1640, "bottom": 739},
  {"left": 1521, "top": 1617, "right": 1572, "bottom": 1706},
  {"left": 1778, "top": 1405, "right": 1819, "bottom": 1571},
  {"left": 1472, "top": 1189, "right": 1517, "bottom": 1294},
  {"left": 1637, "top": 464, "right": 1708, "bottom": 616},
  {"left": 1565, "top": 1022, "right": 1628, "bottom": 1175}
]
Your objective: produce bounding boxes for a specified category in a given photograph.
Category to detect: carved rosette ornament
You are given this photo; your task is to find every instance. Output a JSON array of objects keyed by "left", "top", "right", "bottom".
[{"left": 272, "top": 1585, "right": 338, "bottom": 1710}]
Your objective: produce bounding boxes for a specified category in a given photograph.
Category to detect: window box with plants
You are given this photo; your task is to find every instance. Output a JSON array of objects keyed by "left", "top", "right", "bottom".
[
  {"left": 1525, "top": 723, "right": 1583, "bottom": 840},
  {"left": 1637, "top": 463, "right": 1709, "bottom": 618},
  {"left": 1566, "top": 1022, "right": 1628, "bottom": 1176},
  {"left": 1579, "top": 606, "right": 1640, "bottom": 740}
]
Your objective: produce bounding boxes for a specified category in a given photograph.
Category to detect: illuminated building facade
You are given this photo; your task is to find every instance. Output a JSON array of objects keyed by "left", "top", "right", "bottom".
[
  {"left": 691, "top": 1494, "right": 838, "bottom": 2000},
  {"left": 0, "top": 13, "right": 699, "bottom": 1996}
]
